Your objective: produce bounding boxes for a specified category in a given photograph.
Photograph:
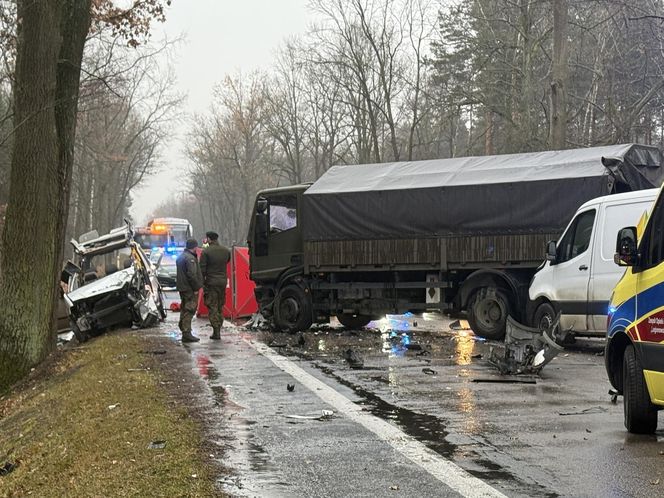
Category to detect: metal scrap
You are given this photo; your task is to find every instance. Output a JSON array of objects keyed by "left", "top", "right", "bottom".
[
  {"left": 285, "top": 410, "right": 334, "bottom": 421},
  {"left": 558, "top": 406, "right": 607, "bottom": 416},
  {"left": 488, "top": 314, "right": 565, "bottom": 375}
]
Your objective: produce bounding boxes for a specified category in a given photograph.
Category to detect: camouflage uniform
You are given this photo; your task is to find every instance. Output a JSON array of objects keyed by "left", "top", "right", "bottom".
[{"left": 200, "top": 240, "right": 231, "bottom": 339}]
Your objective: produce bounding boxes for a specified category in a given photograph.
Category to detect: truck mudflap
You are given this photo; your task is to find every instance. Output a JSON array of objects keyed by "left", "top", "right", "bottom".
[{"left": 489, "top": 314, "right": 565, "bottom": 374}]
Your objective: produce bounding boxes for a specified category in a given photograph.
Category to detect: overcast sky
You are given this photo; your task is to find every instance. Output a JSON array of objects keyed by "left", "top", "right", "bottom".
[{"left": 131, "top": 0, "right": 313, "bottom": 223}]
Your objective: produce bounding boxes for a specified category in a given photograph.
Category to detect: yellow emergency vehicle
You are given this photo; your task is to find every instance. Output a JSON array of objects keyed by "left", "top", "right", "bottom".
[{"left": 606, "top": 187, "right": 664, "bottom": 433}]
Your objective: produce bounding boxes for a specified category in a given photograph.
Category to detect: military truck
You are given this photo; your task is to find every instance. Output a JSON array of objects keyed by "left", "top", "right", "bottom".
[{"left": 248, "top": 144, "right": 664, "bottom": 339}]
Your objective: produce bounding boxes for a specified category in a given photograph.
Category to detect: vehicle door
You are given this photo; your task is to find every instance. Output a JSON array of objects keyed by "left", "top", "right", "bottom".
[
  {"left": 251, "top": 193, "right": 303, "bottom": 282},
  {"left": 552, "top": 208, "right": 596, "bottom": 332},
  {"left": 589, "top": 200, "right": 652, "bottom": 332},
  {"left": 633, "top": 194, "right": 664, "bottom": 351}
]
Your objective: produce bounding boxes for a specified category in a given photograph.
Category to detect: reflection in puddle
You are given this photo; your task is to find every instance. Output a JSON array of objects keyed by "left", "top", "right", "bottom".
[
  {"left": 184, "top": 349, "right": 287, "bottom": 496},
  {"left": 455, "top": 331, "right": 476, "bottom": 366},
  {"left": 457, "top": 387, "right": 481, "bottom": 435},
  {"left": 380, "top": 329, "right": 412, "bottom": 358}
]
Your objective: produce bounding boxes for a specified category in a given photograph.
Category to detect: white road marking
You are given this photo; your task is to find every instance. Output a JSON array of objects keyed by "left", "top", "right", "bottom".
[{"left": 246, "top": 339, "right": 508, "bottom": 498}]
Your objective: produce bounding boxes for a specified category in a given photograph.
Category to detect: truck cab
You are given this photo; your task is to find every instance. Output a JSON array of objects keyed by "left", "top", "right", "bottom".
[
  {"left": 248, "top": 185, "right": 309, "bottom": 326},
  {"left": 528, "top": 189, "right": 658, "bottom": 336}
]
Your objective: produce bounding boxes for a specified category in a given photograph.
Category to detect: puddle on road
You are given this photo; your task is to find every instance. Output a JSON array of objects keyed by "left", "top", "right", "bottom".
[
  {"left": 185, "top": 345, "right": 290, "bottom": 497},
  {"left": 308, "top": 361, "right": 556, "bottom": 497}
]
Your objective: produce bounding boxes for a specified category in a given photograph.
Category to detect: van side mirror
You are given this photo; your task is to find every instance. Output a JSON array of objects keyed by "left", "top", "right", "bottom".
[
  {"left": 545, "top": 240, "right": 557, "bottom": 263},
  {"left": 256, "top": 197, "right": 268, "bottom": 214},
  {"left": 615, "top": 226, "right": 638, "bottom": 267}
]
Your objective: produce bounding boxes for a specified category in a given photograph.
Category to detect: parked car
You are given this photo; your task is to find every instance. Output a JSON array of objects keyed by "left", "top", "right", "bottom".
[
  {"left": 61, "top": 224, "right": 166, "bottom": 342},
  {"left": 606, "top": 187, "right": 664, "bottom": 433},
  {"left": 149, "top": 247, "right": 181, "bottom": 291},
  {"left": 528, "top": 188, "right": 659, "bottom": 336}
]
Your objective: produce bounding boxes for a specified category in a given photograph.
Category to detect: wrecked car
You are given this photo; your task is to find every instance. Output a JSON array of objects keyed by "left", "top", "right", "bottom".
[{"left": 62, "top": 224, "right": 166, "bottom": 342}]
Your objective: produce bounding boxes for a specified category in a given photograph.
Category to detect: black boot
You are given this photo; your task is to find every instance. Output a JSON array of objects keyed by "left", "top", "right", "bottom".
[
  {"left": 210, "top": 328, "right": 221, "bottom": 340},
  {"left": 181, "top": 331, "right": 200, "bottom": 343}
]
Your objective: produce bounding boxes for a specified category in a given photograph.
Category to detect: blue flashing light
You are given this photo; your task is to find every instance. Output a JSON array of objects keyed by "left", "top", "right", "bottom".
[{"left": 608, "top": 305, "right": 617, "bottom": 315}]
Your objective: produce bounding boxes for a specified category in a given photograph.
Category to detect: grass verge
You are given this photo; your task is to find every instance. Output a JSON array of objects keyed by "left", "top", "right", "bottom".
[{"left": 0, "top": 331, "right": 216, "bottom": 497}]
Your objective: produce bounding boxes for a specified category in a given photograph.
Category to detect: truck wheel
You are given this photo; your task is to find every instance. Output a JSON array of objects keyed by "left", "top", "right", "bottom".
[
  {"left": 337, "top": 313, "right": 372, "bottom": 329},
  {"left": 467, "top": 287, "right": 510, "bottom": 340},
  {"left": 623, "top": 345, "right": 658, "bottom": 434},
  {"left": 274, "top": 284, "right": 313, "bottom": 333},
  {"left": 533, "top": 302, "right": 556, "bottom": 332}
]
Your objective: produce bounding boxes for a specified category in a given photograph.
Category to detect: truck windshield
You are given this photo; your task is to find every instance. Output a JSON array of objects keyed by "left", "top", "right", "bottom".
[{"left": 270, "top": 195, "right": 297, "bottom": 232}]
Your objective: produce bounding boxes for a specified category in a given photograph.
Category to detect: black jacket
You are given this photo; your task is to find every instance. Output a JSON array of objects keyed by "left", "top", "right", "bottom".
[
  {"left": 200, "top": 241, "right": 231, "bottom": 287},
  {"left": 176, "top": 249, "right": 203, "bottom": 292}
]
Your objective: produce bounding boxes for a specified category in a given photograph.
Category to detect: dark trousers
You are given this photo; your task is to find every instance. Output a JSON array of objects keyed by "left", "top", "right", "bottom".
[
  {"left": 204, "top": 285, "right": 226, "bottom": 331},
  {"left": 179, "top": 291, "right": 198, "bottom": 333}
]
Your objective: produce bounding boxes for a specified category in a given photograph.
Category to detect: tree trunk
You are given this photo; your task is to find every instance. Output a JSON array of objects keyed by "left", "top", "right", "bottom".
[
  {"left": 0, "top": 0, "right": 91, "bottom": 390},
  {"left": 550, "top": 0, "right": 569, "bottom": 150}
]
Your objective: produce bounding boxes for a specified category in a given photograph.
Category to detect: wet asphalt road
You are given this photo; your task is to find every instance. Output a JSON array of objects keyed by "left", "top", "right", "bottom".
[{"left": 160, "top": 313, "right": 663, "bottom": 498}]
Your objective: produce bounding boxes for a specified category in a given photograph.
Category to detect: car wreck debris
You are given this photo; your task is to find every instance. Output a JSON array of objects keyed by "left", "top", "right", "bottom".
[
  {"left": 488, "top": 314, "right": 565, "bottom": 375},
  {"left": 343, "top": 348, "right": 364, "bottom": 369},
  {"left": 62, "top": 223, "right": 166, "bottom": 342}
]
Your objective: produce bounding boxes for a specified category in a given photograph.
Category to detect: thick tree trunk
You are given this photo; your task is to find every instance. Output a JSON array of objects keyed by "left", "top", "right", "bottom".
[
  {"left": 0, "top": 0, "right": 91, "bottom": 390},
  {"left": 550, "top": 0, "right": 569, "bottom": 150}
]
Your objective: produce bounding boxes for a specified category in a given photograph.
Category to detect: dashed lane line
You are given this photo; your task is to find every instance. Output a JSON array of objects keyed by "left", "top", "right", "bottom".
[{"left": 246, "top": 339, "right": 508, "bottom": 498}]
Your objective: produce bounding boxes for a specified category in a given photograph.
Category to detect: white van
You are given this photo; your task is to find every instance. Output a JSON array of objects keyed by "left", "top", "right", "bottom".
[{"left": 528, "top": 188, "right": 659, "bottom": 336}]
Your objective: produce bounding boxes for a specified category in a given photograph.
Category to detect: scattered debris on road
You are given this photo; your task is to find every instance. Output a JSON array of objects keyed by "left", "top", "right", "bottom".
[
  {"left": 608, "top": 388, "right": 619, "bottom": 404},
  {"left": 0, "top": 462, "right": 17, "bottom": 477},
  {"left": 244, "top": 312, "right": 269, "bottom": 330},
  {"left": 558, "top": 406, "right": 607, "bottom": 416},
  {"left": 472, "top": 377, "right": 537, "bottom": 384},
  {"left": 285, "top": 410, "right": 334, "bottom": 421},
  {"left": 343, "top": 348, "right": 364, "bottom": 369},
  {"left": 287, "top": 383, "right": 295, "bottom": 392},
  {"left": 107, "top": 403, "right": 120, "bottom": 410},
  {"left": 489, "top": 315, "right": 564, "bottom": 375},
  {"left": 148, "top": 440, "right": 167, "bottom": 450},
  {"left": 450, "top": 319, "right": 471, "bottom": 330},
  {"left": 422, "top": 368, "right": 437, "bottom": 375}
]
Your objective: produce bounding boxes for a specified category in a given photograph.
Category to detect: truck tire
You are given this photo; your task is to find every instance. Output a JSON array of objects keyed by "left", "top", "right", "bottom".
[
  {"left": 623, "top": 345, "right": 658, "bottom": 434},
  {"left": 337, "top": 313, "right": 372, "bottom": 329},
  {"left": 533, "top": 302, "right": 556, "bottom": 332},
  {"left": 274, "top": 284, "right": 313, "bottom": 333},
  {"left": 467, "top": 287, "right": 511, "bottom": 340}
]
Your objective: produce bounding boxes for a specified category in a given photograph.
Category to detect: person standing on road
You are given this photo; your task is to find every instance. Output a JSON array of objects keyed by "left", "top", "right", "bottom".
[
  {"left": 200, "top": 231, "right": 231, "bottom": 340},
  {"left": 176, "top": 238, "right": 204, "bottom": 343}
]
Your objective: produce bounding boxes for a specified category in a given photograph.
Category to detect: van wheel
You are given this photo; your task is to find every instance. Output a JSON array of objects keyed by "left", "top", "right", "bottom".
[
  {"left": 274, "top": 284, "right": 313, "bottom": 333},
  {"left": 337, "top": 314, "right": 372, "bottom": 329},
  {"left": 623, "top": 345, "right": 658, "bottom": 433},
  {"left": 467, "top": 287, "right": 510, "bottom": 340},
  {"left": 534, "top": 302, "right": 556, "bottom": 332}
]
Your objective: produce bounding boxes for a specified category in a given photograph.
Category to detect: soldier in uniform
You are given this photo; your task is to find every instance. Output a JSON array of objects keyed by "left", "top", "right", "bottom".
[
  {"left": 200, "top": 231, "right": 231, "bottom": 340},
  {"left": 176, "top": 238, "right": 203, "bottom": 343}
]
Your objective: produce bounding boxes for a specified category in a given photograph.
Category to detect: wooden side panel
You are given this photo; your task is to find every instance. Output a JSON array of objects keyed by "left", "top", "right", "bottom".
[{"left": 305, "top": 234, "right": 559, "bottom": 269}]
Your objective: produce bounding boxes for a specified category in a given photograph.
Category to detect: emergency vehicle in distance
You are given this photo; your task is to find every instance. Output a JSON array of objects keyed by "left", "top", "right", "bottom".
[
  {"left": 134, "top": 217, "right": 193, "bottom": 254},
  {"left": 134, "top": 218, "right": 193, "bottom": 290}
]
